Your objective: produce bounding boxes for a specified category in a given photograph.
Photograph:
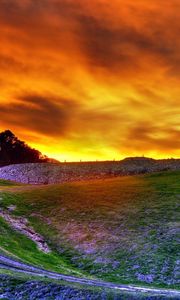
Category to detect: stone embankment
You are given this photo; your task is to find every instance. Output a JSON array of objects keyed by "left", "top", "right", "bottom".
[{"left": 0, "top": 157, "right": 179, "bottom": 185}]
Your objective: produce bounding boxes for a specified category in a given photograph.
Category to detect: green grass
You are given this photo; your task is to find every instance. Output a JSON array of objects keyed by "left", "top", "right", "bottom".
[
  {"left": 0, "top": 172, "right": 179, "bottom": 288},
  {"left": 0, "top": 217, "right": 84, "bottom": 277},
  {"left": 0, "top": 179, "right": 18, "bottom": 186}
]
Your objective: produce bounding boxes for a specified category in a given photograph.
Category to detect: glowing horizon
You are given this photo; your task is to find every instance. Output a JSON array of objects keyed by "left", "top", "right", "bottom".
[{"left": 0, "top": 0, "right": 179, "bottom": 161}]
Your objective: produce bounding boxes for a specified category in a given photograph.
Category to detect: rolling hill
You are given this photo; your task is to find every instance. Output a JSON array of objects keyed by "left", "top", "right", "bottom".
[{"left": 0, "top": 171, "right": 179, "bottom": 298}]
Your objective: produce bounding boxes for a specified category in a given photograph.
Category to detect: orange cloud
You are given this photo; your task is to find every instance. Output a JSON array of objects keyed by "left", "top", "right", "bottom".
[{"left": 0, "top": 0, "right": 179, "bottom": 160}]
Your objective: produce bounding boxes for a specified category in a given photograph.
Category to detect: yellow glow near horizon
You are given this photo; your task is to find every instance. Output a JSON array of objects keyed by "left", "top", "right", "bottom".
[{"left": 0, "top": 0, "right": 179, "bottom": 161}]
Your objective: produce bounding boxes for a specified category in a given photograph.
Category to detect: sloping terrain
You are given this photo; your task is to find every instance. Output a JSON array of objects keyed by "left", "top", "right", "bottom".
[{"left": 0, "top": 171, "right": 179, "bottom": 296}]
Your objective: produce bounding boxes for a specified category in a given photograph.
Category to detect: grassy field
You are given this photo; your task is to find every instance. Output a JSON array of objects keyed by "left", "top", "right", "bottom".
[{"left": 0, "top": 171, "right": 179, "bottom": 289}]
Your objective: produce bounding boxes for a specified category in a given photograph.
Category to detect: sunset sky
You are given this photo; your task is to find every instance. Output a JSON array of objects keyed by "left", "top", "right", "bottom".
[{"left": 0, "top": 0, "right": 179, "bottom": 161}]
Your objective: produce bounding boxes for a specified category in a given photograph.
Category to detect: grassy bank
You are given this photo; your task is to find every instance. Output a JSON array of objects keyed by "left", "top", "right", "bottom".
[{"left": 0, "top": 171, "right": 179, "bottom": 288}]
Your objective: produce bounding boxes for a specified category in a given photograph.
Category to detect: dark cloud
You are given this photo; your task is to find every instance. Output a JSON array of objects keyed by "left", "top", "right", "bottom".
[
  {"left": 76, "top": 15, "right": 136, "bottom": 69},
  {"left": 125, "top": 123, "right": 180, "bottom": 152},
  {"left": 0, "top": 0, "right": 179, "bottom": 74},
  {"left": 0, "top": 54, "right": 28, "bottom": 73},
  {"left": 76, "top": 13, "right": 180, "bottom": 73},
  {"left": 0, "top": 95, "right": 77, "bottom": 136}
]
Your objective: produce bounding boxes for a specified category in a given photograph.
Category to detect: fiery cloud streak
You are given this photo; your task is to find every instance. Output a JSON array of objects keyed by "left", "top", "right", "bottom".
[{"left": 0, "top": 0, "right": 179, "bottom": 160}]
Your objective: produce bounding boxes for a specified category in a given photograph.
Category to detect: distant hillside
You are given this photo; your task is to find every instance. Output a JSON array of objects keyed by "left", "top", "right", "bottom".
[{"left": 0, "top": 130, "right": 59, "bottom": 166}]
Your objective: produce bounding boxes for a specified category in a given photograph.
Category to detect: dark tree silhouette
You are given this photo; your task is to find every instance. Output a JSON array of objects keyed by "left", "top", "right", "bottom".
[{"left": 0, "top": 130, "right": 49, "bottom": 166}]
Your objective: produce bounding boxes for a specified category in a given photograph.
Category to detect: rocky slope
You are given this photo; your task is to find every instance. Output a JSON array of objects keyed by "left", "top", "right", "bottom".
[{"left": 0, "top": 158, "right": 179, "bottom": 184}]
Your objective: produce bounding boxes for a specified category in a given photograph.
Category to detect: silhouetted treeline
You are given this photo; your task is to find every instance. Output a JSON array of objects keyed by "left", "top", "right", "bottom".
[{"left": 0, "top": 130, "right": 50, "bottom": 166}]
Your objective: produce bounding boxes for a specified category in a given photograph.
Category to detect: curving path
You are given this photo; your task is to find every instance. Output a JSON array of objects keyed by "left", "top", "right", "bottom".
[{"left": 0, "top": 254, "right": 180, "bottom": 297}]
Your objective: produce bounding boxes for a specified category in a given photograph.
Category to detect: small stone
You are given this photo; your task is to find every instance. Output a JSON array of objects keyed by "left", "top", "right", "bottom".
[{"left": 7, "top": 205, "right": 16, "bottom": 212}]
